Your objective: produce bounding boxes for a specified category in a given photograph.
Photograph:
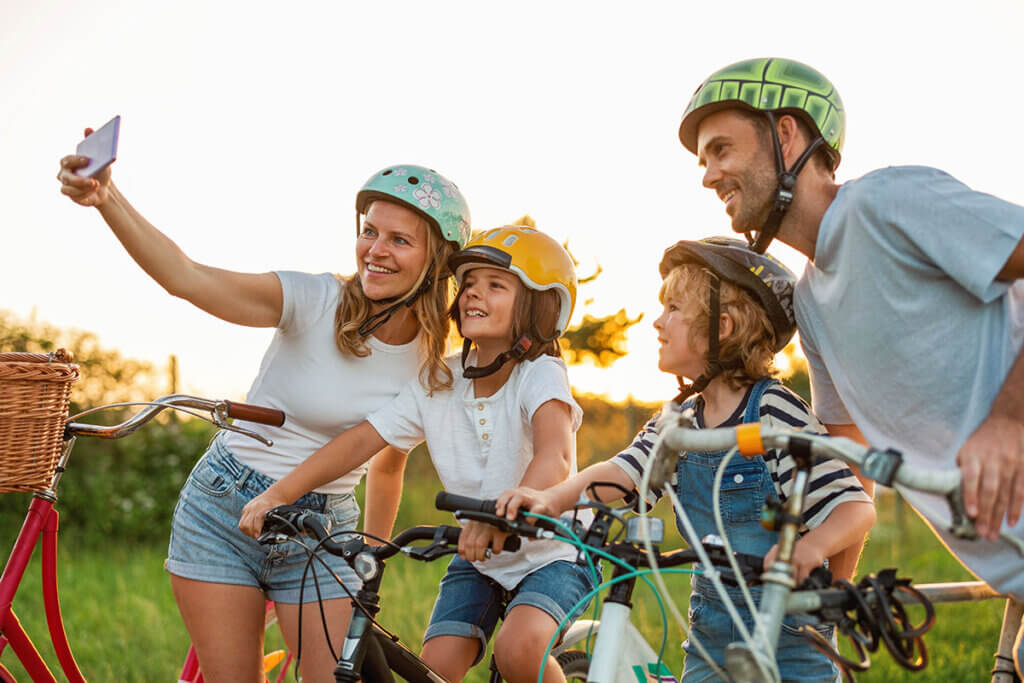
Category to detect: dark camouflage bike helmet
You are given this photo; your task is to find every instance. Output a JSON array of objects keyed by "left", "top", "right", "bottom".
[
  {"left": 678, "top": 58, "right": 845, "bottom": 254},
  {"left": 660, "top": 237, "right": 797, "bottom": 402}
]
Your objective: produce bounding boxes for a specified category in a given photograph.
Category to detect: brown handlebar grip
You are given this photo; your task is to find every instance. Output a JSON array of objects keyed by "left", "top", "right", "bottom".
[{"left": 224, "top": 401, "right": 286, "bottom": 427}]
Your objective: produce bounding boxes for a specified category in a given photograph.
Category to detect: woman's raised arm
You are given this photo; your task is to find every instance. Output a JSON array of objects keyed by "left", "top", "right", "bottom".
[{"left": 58, "top": 136, "right": 283, "bottom": 328}]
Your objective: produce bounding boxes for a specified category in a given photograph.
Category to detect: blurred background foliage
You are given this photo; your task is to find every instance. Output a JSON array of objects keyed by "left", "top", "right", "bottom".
[{"left": 0, "top": 307, "right": 809, "bottom": 549}]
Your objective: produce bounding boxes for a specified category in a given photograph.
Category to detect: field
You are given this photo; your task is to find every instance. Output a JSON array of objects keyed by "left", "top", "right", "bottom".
[{"left": 0, "top": 485, "right": 1007, "bottom": 682}]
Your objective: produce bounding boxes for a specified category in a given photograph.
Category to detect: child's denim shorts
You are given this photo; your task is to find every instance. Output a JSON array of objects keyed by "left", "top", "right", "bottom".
[
  {"left": 166, "top": 435, "right": 362, "bottom": 604},
  {"left": 423, "top": 557, "right": 597, "bottom": 664}
]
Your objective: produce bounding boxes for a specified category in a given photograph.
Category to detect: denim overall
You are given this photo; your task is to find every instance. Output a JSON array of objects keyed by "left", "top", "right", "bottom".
[{"left": 676, "top": 378, "right": 838, "bottom": 683}]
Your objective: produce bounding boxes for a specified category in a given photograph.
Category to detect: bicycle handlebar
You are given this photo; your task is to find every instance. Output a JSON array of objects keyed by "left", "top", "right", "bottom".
[
  {"left": 654, "top": 417, "right": 1005, "bottom": 548},
  {"left": 657, "top": 422, "right": 960, "bottom": 495},
  {"left": 259, "top": 504, "right": 521, "bottom": 565},
  {"left": 64, "top": 394, "right": 286, "bottom": 446}
]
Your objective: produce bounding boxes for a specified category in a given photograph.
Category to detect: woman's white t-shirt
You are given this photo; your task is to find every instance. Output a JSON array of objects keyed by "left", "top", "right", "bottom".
[{"left": 223, "top": 271, "right": 423, "bottom": 494}]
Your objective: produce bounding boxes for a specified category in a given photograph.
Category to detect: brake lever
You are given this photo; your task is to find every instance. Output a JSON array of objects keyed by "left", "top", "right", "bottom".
[{"left": 211, "top": 402, "right": 274, "bottom": 446}]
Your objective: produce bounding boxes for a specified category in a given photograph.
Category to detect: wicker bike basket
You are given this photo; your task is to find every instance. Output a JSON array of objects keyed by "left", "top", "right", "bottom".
[{"left": 0, "top": 350, "right": 79, "bottom": 493}]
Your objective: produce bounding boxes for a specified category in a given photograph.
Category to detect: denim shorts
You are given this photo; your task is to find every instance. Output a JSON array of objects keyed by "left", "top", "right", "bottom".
[
  {"left": 682, "top": 582, "right": 839, "bottom": 683},
  {"left": 424, "top": 557, "right": 597, "bottom": 664},
  {"left": 165, "top": 435, "right": 362, "bottom": 603}
]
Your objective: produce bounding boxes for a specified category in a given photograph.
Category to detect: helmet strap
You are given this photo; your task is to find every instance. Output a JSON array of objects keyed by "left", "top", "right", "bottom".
[
  {"left": 357, "top": 275, "right": 433, "bottom": 338},
  {"left": 461, "top": 335, "right": 533, "bottom": 379},
  {"left": 747, "top": 112, "right": 825, "bottom": 254},
  {"left": 672, "top": 273, "right": 739, "bottom": 403}
]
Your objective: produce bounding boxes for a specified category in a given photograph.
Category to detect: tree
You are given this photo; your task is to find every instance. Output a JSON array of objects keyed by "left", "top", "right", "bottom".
[
  {"left": 509, "top": 215, "right": 642, "bottom": 368},
  {"left": 0, "top": 310, "right": 165, "bottom": 410}
]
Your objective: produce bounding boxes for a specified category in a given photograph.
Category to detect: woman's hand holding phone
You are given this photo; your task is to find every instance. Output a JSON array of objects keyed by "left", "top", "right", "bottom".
[{"left": 57, "top": 120, "right": 118, "bottom": 208}]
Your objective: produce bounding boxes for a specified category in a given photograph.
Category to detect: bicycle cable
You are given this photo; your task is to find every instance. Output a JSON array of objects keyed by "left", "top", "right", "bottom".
[
  {"left": 522, "top": 509, "right": 686, "bottom": 683},
  {"left": 640, "top": 427, "right": 749, "bottom": 683}
]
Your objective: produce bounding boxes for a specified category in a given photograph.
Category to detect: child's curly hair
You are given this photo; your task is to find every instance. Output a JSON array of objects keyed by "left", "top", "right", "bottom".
[{"left": 661, "top": 262, "right": 778, "bottom": 388}]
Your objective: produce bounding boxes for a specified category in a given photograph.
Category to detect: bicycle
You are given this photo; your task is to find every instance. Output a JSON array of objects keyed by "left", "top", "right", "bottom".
[
  {"left": 636, "top": 409, "right": 1024, "bottom": 682},
  {"left": 256, "top": 494, "right": 612, "bottom": 682},
  {"left": 428, "top": 429, "right": 1023, "bottom": 682},
  {"left": 0, "top": 350, "right": 291, "bottom": 682}
]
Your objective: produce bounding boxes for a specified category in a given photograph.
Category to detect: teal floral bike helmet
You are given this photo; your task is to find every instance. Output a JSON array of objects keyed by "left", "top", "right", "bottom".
[
  {"left": 354, "top": 164, "right": 472, "bottom": 336},
  {"left": 679, "top": 58, "right": 845, "bottom": 254},
  {"left": 356, "top": 164, "right": 471, "bottom": 249}
]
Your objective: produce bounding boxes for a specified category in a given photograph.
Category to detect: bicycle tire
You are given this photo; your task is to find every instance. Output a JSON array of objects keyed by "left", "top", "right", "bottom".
[{"left": 556, "top": 649, "right": 591, "bottom": 681}]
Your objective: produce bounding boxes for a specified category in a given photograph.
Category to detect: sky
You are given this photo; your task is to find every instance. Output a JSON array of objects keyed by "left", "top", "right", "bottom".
[{"left": 3, "top": 1, "right": 1023, "bottom": 402}]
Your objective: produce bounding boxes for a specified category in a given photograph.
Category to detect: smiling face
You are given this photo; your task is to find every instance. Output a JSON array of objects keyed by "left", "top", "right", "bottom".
[
  {"left": 456, "top": 266, "right": 523, "bottom": 348},
  {"left": 653, "top": 292, "right": 706, "bottom": 380},
  {"left": 696, "top": 109, "right": 778, "bottom": 236},
  {"left": 355, "top": 200, "right": 431, "bottom": 304}
]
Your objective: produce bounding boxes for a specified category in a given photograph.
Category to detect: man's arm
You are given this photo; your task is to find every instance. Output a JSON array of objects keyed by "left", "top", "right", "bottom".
[
  {"left": 996, "top": 234, "right": 1024, "bottom": 280},
  {"left": 823, "top": 423, "right": 874, "bottom": 580},
  {"left": 958, "top": 346, "right": 1024, "bottom": 539},
  {"left": 961, "top": 233, "right": 1024, "bottom": 539}
]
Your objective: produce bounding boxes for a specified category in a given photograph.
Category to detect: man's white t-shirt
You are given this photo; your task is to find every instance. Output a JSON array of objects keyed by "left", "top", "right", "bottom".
[
  {"left": 368, "top": 353, "right": 585, "bottom": 590},
  {"left": 223, "top": 271, "right": 423, "bottom": 494},
  {"left": 794, "top": 166, "right": 1024, "bottom": 598}
]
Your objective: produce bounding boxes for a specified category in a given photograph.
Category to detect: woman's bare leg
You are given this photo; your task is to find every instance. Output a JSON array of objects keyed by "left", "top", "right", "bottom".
[{"left": 171, "top": 576, "right": 267, "bottom": 683}]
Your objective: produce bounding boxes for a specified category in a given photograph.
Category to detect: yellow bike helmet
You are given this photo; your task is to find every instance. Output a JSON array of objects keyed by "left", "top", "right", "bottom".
[
  {"left": 449, "top": 226, "right": 577, "bottom": 333},
  {"left": 448, "top": 225, "right": 578, "bottom": 378}
]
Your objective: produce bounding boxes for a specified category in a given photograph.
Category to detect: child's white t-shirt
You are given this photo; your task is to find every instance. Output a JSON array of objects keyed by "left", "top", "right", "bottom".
[
  {"left": 368, "top": 353, "right": 585, "bottom": 590},
  {"left": 223, "top": 272, "right": 423, "bottom": 494}
]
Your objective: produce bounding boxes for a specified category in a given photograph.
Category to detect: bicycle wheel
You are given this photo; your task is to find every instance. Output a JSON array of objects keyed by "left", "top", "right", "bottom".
[{"left": 556, "top": 649, "right": 591, "bottom": 681}]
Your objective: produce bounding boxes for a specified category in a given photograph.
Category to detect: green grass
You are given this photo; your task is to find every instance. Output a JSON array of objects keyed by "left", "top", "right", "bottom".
[{"left": 0, "top": 491, "right": 1008, "bottom": 682}]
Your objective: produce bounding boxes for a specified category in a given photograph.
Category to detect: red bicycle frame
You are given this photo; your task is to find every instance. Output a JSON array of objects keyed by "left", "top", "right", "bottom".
[{"left": 0, "top": 496, "right": 83, "bottom": 683}]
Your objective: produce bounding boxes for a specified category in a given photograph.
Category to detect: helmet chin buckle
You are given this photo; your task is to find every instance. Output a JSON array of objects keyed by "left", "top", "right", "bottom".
[{"left": 461, "top": 335, "right": 533, "bottom": 379}]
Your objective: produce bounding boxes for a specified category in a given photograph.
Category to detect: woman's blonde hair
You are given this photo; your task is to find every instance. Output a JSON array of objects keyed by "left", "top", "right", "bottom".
[
  {"left": 661, "top": 262, "right": 777, "bottom": 388},
  {"left": 334, "top": 205, "right": 457, "bottom": 394}
]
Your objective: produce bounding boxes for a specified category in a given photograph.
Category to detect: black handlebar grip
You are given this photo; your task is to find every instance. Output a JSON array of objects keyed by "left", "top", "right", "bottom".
[
  {"left": 441, "top": 524, "right": 522, "bottom": 553},
  {"left": 225, "top": 400, "right": 286, "bottom": 427},
  {"left": 435, "top": 491, "right": 497, "bottom": 515}
]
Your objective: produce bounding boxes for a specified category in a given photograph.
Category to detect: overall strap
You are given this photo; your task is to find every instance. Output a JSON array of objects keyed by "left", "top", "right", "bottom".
[{"left": 742, "top": 377, "right": 779, "bottom": 424}]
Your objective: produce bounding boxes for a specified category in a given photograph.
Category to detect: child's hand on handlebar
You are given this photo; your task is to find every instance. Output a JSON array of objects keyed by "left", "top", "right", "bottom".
[
  {"left": 764, "top": 536, "right": 827, "bottom": 585},
  {"left": 458, "top": 520, "right": 510, "bottom": 563},
  {"left": 239, "top": 489, "right": 292, "bottom": 538},
  {"left": 496, "top": 486, "right": 558, "bottom": 521}
]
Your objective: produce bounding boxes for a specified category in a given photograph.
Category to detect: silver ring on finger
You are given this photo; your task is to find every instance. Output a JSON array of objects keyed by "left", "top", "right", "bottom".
[{"left": 484, "top": 548, "right": 493, "bottom": 560}]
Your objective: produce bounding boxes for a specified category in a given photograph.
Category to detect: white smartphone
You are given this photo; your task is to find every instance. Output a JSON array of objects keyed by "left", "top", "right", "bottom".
[{"left": 75, "top": 115, "right": 121, "bottom": 178}]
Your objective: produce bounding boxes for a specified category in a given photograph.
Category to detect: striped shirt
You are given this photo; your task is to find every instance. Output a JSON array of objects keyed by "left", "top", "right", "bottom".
[{"left": 611, "top": 383, "right": 870, "bottom": 531}]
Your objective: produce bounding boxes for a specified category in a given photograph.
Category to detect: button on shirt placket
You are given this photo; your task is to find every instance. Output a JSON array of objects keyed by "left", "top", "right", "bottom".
[{"left": 475, "top": 401, "right": 492, "bottom": 452}]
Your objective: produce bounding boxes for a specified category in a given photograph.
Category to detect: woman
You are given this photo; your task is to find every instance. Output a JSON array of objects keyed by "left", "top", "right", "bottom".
[{"left": 57, "top": 141, "right": 471, "bottom": 682}]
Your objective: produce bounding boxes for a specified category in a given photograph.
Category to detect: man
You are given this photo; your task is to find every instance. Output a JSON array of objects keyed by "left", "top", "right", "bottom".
[{"left": 676, "top": 56, "right": 1024, "bottom": 615}]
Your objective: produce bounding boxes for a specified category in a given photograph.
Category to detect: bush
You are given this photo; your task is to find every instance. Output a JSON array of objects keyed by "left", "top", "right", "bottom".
[{"left": 0, "top": 417, "right": 215, "bottom": 550}]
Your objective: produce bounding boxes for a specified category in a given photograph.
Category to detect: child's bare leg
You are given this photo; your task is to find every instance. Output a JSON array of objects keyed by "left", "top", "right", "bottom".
[
  {"left": 494, "top": 605, "right": 565, "bottom": 683},
  {"left": 421, "top": 634, "right": 479, "bottom": 682}
]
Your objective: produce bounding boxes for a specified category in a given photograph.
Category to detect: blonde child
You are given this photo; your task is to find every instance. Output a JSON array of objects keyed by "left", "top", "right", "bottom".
[
  {"left": 240, "top": 226, "right": 595, "bottom": 683},
  {"left": 499, "top": 237, "right": 875, "bottom": 682}
]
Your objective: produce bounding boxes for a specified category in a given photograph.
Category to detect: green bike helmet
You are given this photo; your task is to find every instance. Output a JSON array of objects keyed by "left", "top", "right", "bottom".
[
  {"left": 678, "top": 58, "right": 845, "bottom": 254},
  {"left": 679, "top": 57, "right": 844, "bottom": 171},
  {"left": 355, "top": 164, "right": 472, "bottom": 248}
]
